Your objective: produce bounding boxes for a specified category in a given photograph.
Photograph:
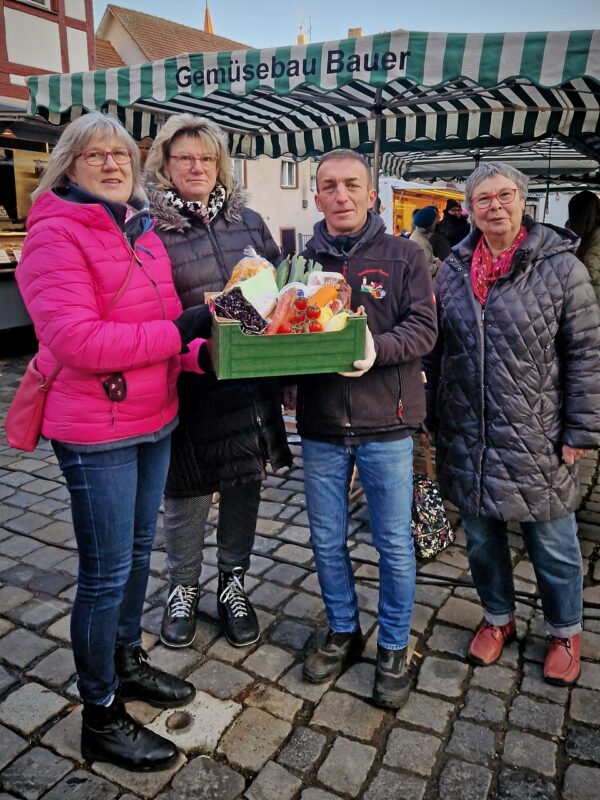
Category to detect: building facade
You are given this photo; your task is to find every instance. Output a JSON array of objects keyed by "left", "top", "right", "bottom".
[{"left": 0, "top": 0, "right": 94, "bottom": 331}]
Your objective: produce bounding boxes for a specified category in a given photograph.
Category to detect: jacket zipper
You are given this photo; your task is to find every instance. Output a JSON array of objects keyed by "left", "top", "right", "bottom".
[
  {"left": 464, "top": 249, "right": 529, "bottom": 507},
  {"left": 103, "top": 207, "right": 166, "bottom": 318},
  {"left": 134, "top": 250, "right": 165, "bottom": 319},
  {"left": 396, "top": 367, "right": 404, "bottom": 421},
  {"left": 206, "top": 224, "right": 230, "bottom": 285}
]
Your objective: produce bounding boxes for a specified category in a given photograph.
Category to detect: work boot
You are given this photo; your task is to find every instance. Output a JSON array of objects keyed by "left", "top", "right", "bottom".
[
  {"left": 468, "top": 619, "right": 517, "bottom": 666},
  {"left": 303, "top": 628, "right": 364, "bottom": 683},
  {"left": 81, "top": 696, "right": 178, "bottom": 771},
  {"left": 217, "top": 567, "right": 260, "bottom": 647},
  {"left": 115, "top": 644, "right": 195, "bottom": 708},
  {"left": 373, "top": 645, "right": 411, "bottom": 709},
  {"left": 544, "top": 634, "right": 581, "bottom": 686},
  {"left": 160, "top": 584, "right": 199, "bottom": 648}
]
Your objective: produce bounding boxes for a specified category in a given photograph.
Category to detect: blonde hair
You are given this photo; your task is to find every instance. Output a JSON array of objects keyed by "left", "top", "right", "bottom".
[
  {"left": 31, "top": 112, "right": 145, "bottom": 204},
  {"left": 144, "top": 113, "right": 233, "bottom": 196}
]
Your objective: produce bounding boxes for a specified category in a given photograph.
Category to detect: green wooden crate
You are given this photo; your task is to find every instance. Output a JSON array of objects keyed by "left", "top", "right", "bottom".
[{"left": 208, "top": 314, "right": 367, "bottom": 380}]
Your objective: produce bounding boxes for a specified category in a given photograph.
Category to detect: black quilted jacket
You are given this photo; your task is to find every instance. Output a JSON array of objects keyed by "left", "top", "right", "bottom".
[
  {"left": 426, "top": 216, "right": 600, "bottom": 521},
  {"left": 148, "top": 183, "right": 292, "bottom": 496}
]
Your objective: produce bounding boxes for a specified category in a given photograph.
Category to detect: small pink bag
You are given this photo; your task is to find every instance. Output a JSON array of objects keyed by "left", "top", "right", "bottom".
[{"left": 5, "top": 356, "right": 60, "bottom": 452}]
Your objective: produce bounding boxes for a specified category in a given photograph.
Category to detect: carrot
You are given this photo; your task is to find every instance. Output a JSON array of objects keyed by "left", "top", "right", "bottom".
[
  {"left": 264, "top": 288, "right": 298, "bottom": 334},
  {"left": 310, "top": 285, "right": 338, "bottom": 308}
]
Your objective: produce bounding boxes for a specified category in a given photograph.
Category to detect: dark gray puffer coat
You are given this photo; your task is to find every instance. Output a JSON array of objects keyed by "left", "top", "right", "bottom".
[
  {"left": 426, "top": 216, "right": 600, "bottom": 522},
  {"left": 147, "top": 182, "right": 292, "bottom": 496}
]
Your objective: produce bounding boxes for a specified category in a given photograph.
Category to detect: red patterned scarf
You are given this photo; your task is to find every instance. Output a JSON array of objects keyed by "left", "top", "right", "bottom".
[{"left": 471, "top": 226, "right": 528, "bottom": 304}]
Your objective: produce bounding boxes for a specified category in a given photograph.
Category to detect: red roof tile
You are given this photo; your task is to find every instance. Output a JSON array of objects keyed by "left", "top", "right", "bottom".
[
  {"left": 95, "top": 38, "right": 126, "bottom": 69},
  {"left": 104, "top": 4, "right": 250, "bottom": 62}
]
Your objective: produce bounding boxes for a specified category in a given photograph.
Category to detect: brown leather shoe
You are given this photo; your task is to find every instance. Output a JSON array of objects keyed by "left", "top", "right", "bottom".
[
  {"left": 468, "top": 619, "right": 517, "bottom": 666},
  {"left": 543, "top": 634, "right": 581, "bottom": 686}
]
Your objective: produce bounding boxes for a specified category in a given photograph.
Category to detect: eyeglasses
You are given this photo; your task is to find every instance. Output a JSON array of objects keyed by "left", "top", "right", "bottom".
[
  {"left": 472, "top": 188, "right": 518, "bottom": 210},
  {"left": 168, "top": 153, "right": 218, "bottom": 169},
  {"left": 76, "top": 149, "right": 132, "bottom": 166}
]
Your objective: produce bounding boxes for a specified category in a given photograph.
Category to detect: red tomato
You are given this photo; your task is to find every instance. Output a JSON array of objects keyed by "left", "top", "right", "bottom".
[
  {"left": 306, "top": 304, "right": 320, "bottom": 319},
  {"left": 293, "top": 309, "right": 306, "bottom": 323},
  {"left": 294, "top": 297, "right": 308, "bottom": 311},
  {"left": 278, "top": 322, "right": 292, "bottom": 334},
  {"left": 308, "top": 320, "right": 323, "bottom": 332}
]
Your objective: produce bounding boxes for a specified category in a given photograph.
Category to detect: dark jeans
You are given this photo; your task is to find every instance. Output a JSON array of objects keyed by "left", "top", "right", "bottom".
[
  {"left": 164, "top": 480, "right": 262, "bottom": 585},
  {"left": 53, "top": 437, "right": 171, "bottom": 705},
  {"left": 461, "top": 511, "right": 583, "bottom": 637}
]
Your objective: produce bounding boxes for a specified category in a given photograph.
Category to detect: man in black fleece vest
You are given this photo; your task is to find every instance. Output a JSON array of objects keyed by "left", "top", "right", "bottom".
[{"left": 297, "top": 150, "right": 437, "bottom": 708}]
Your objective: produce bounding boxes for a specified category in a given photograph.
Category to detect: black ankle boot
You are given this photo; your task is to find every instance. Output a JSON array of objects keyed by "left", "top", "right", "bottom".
[
  {"left": 160, "top": 584, "right": 199, "bottom": 648},
  {"left": 303, "top": 628, "right": 364, "bottom": 683},
  {"left": 115, "top": 645, "right": 195, "bottom": 708},
  {"left": 81, "top": 697, "right": 178, "bottom": 771},
  {"left": 373, "top": 644, "right": 411, "bottom": 709},
  {"left": 217, "top": 567, "right": 259, "bottom": 647}
]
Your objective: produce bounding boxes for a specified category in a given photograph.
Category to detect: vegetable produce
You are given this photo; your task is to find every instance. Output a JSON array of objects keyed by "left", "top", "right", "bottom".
[
  {"left": 213, "top": 287, "right": 268, "bottom": 334},
  {"left": 318, "top": 307, "right": 334, "bottom": 328},
  {"left": 306, "top": 305, "right": 321, "bottom": 320},
  {"left": 276, "top": 254, "right": 324, "bottom": 289},
  {"left": 264, "top": 286, "right": 299, "bottom": 334},
  {"left": 324, "top": 311, "right": 349, "bottom": 332},
  {"left": 309, "top": 285, "right": 338, "bottom": 308},
  {"left": 308, "top": 320, "right": 323, "bottom": 333}
]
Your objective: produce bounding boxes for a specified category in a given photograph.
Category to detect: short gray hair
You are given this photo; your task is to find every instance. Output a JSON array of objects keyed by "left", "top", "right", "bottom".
[
  {"left": 316, "top": 149, "right": 372, "bottom": 189},
  {"left": 31, "top": 112, "right": 145, "bottom": 204},
  {"left": 144, "top": 113, "right": 234, "bottom": 196},
  {"left": 464, "top": 162, "right": 529, "bottom": 212}
]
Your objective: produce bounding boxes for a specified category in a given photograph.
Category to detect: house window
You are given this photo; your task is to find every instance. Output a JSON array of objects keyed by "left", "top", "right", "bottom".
[
  {"left": 281, "top": 160, "right": 297, "bottom": 189},
  {"left": 232, "top": 158, "right": 247, "bottom": 188},
  {"left": 16, "top": 0, "right": 53, "bottom": 9}
]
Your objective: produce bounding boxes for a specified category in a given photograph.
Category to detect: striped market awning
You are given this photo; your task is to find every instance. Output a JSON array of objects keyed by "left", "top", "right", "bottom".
[
  {"left": 26, "top": 29, "right": 600, "bottom": 164},
  {"left": 377, "top": 137, "right": 600, "bottom": 182}
]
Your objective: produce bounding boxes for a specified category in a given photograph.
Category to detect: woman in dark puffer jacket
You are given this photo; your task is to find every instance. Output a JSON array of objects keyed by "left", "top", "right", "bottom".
[
  {"left": 145, "top": 114, "right": 292, "bottom": 650},
  {"left": 426, "top": 162, "right": 600, "bottom": 687}
]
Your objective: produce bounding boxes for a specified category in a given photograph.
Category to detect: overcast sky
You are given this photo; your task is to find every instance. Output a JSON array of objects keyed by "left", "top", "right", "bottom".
[{"left": 92, "top": 0, "right": 600, "bottom": 49}]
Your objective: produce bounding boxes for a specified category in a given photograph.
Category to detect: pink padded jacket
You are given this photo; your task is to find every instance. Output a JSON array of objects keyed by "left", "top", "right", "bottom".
[{"left": 16, "top": 190, "right": 198, "bottom": 445}]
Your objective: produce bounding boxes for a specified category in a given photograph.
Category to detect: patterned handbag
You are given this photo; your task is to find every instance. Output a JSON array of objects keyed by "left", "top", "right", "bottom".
[{"left": 412, "top": 445, "right": 455, "bottom": 560}]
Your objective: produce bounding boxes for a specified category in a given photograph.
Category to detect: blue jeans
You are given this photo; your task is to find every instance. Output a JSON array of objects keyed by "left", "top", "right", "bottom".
[
  {"left": 302, "top": 437, "right": 415, "bottom": 650},
  {"left": 461, "top": 511, "right": 583, "bottom": 637},
  {"left": 53, "top": 437, "right": 171, "bottom": 705}
]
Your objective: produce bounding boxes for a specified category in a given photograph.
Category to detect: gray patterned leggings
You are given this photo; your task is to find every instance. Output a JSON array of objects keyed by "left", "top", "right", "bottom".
[{"left": 163, "top": 480, "right": 262, "bottom": 585}]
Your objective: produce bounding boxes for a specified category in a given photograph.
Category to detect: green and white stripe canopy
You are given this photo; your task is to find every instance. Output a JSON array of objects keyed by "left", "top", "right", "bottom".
[{"left": 26, "top": 29, "right": 600, "bottom": 168}]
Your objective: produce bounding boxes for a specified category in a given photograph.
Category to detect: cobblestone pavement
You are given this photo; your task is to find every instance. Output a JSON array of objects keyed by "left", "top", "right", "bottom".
[{"left": 1, "top": 353, "right": 599, "bottom": 800}]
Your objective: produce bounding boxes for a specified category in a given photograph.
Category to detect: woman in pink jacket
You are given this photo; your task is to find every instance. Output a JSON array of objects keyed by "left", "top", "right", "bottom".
[{"left": 16, "top": 112, "right": 212, "bottom": 772}]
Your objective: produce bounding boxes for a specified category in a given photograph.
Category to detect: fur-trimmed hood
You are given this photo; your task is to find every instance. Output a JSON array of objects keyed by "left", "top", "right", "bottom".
[{"left": 145, "top": 179, "right": 250, "bottom": 232}]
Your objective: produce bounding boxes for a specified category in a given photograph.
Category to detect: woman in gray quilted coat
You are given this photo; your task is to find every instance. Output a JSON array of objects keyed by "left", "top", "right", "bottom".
[
  {"left": 426, "top": 162, "right": 600, "bottom": 686},
  {"left": 145, "top": 115, "right": 292, "bottom": 651}
]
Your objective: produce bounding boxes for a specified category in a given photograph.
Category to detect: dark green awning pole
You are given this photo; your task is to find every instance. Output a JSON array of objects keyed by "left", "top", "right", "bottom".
[{"left": 372, "top": 89, "right": 383, "bottom": 196}]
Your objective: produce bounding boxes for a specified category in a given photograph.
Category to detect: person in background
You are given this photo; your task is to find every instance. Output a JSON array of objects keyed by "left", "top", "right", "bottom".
[
  {"left": 145, "top": 114, "right": 292, "bottom": 651},
  {"left": 297, "top": 150, "right": 437, "bottom": 708},
  {"left": 439, "top": 198, "right": 471, "bottom": 247},
  {"left": 426, "top": 162, "right": 600, "bottom": 686},
  {"left": 16, "top": 112, "right": 212, "bottom": 770},
  {"left": 567, "top": 190, "right": 600, "bottom": 306},
  {"left": 410, "top": 205, "right": 442, "bottom": 277}
]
